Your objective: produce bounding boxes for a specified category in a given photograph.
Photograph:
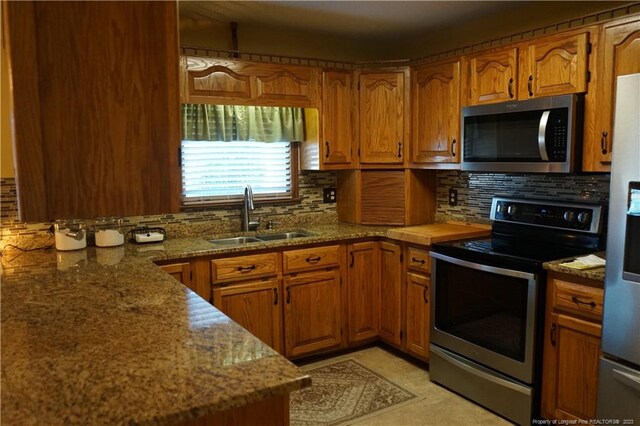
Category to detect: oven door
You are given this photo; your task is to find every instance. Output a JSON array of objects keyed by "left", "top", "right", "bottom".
[{"left": 430, "top": 252, "right": 539, "bottom": 384}]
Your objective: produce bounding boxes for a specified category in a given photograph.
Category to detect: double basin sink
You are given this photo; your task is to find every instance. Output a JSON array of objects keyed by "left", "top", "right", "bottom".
[{"left": 209, "top": 231, "right": 316, "bottom": 247}]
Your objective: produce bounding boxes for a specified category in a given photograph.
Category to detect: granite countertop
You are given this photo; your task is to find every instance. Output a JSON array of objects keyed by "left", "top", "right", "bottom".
[
  {"left": 0, "top": 221, "right": 492, "bottom": 424},
  {"left": 543, "top": 252, "right": 606, "bottom": 282}
]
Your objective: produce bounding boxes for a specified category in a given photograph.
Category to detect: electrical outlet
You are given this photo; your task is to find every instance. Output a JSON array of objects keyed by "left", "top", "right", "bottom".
[
  {"left": 323, "top": 187, "right": 337, "bottom": 203},
  {"left": 449, "top": 188, "right": 458, "bottom": 206}
]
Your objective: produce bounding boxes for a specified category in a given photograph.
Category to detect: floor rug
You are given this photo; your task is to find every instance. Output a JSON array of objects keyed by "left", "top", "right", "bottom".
[{"left": 290, "top": 358, "right": 418, "bottom": 425}]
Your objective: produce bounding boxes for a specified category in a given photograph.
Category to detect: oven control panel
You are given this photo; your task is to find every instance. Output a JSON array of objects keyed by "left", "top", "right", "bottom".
[{"left": 490, "top": 197, "right": 603, "bottom": 233}]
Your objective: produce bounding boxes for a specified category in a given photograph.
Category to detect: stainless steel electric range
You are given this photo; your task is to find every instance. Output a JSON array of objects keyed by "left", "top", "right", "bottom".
[{"left": 429, "top": 196, "right": 606, "bottom": 425}]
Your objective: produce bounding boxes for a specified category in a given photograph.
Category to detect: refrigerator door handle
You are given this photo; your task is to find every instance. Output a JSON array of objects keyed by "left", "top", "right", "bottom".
[{"left": 613, "top": 368, "right": 640, "bottom": 393}]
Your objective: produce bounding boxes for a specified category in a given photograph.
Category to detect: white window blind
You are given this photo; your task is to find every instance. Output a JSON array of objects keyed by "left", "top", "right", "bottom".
[{"left": 181, "top": 140, "right": 292, "bottom": 205}]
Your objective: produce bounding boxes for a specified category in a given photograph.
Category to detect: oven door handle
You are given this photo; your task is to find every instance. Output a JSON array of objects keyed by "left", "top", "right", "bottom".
[
  {"left": 537, "top": 110, "right": 550, "bottom": 161},
  {"left": 429, "top": 252, "right": 537, "bottom": 281}
]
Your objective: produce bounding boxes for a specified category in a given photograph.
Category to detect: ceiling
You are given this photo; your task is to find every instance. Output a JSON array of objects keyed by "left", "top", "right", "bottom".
[{"left": 179, "top": 1, "right": 527, "bottom": 39}]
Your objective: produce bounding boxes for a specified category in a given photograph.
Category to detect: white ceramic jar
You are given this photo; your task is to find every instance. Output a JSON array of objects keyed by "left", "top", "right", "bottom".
[
  {"left": 54, "top": 219, "right": 87, "bottom": 251},
  {"left": 94, "top": 217, "right": 125, "bottom": 247}
]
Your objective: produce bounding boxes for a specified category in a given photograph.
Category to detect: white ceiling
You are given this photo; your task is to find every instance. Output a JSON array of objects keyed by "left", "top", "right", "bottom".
[{"left": 179, "top": 1, "right": 527, "bottom": 39}]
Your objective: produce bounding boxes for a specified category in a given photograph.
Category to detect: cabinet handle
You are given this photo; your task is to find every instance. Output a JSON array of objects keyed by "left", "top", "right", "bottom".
[
  {"left": 350, "top": 252, "right": 354, "bottom": 267},
  {"left": 273, "top": 288, "right": 278, "bottom": 305},
  {"left": 411, "top": 257, "right": 426, "bottom": 265},
  {"left": 397, "top": 142, "right": 402, "bottom": 158},
  {"left": 286, "top": 286, "right": 291, "bottom": 304},
  {"left": 325, "top": 141, "right": 330, "bottom": 158},
  {"left": 508, "top": 78, "right": 514, "bottom": 99},
  {"left": 601, "top": 131, "right": 609, "bottom": 155},
  {"left": 550, "top": 323, "right": 557, "bottom": 346},
  {"left": 423, "top": 286, "right": 428, "bottom": 304},
  {"left": 528, "top": 75, "right": 534, "bottom": 97},
  {"left": 451, "top": 139, "right": 456, "bottom": 157},
  {"left": 305, "top": 256, "right": 321, "bottom": 263},
  {"left": 571, "top": 296, "right": 597, "bottom": 309},
  {"left": 237, "top": 264, "right": 256, "bottom": 272}
]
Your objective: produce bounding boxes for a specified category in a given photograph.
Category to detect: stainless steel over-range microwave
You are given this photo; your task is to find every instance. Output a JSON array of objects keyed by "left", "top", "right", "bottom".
[{"left": 461, "top": 94, "right": 583, "bottom": 173}]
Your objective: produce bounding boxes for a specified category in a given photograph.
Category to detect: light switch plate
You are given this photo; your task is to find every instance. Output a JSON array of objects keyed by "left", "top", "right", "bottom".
[{"left": 323, "top": 187, "right": 337, "bottom": 203}]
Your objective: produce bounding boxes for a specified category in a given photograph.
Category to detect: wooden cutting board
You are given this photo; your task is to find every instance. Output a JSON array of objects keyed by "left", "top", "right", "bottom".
[{"left": 386, "top": 222, "right": 491, "bottom": 246}]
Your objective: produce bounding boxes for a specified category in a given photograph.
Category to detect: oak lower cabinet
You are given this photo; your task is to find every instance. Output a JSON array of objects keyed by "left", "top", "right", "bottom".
[
  {"left": 284, "top": 269, "right": 343, "bottom": 358},
  {"left": 158, "top": 261, "right": 192, "bottom": 287},
  {"left": 347, "top": 242, "right": 380, "bottom": 343},
  {"left": 404, "top": 272, "right": 430, "bottom": 360},
  {"left": 379, "top": 242, "right": 402, "bottom": 346},
  {"left": 541, "top": 272, "right": 604, "bottom": 421},
  {"left": 212, "top": 279, "right": 283, "bottom": 354}
]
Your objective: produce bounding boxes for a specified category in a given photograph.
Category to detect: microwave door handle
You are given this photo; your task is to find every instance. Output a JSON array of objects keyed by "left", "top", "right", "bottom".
[{"left": 537, "top": 111, "right": 550, "bottom": 161}]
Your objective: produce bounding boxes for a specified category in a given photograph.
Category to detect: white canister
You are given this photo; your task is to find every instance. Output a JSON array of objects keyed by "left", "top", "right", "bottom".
[
  {"left": 94, "top": 218, "right": 125, "bottom": 247},
  {"left": 54, "top": 220, "right": 87, "bottom": 251}
]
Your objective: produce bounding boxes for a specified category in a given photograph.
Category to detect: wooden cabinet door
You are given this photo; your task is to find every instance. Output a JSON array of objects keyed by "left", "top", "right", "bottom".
[
  {"left": 347, "top": 242, "right": 380, "bottom": 343},
  {"left": 254, "top": 63, "right": 321, "bottom": 107},
  {"left": 212, "top": 279, "right": 283, "bottom": 354},
  {"left": 466, "top": 47, "right": 518, "bottom": 105},
  {"left": 159, "top": 262, "right": 192, "bottom": 287},
  {"left": 322, "top": 71, "right": 354, "bottom": 166},
  {"left": 405, "top": 272, "right": 430, "bottom": 360},
  {"left": 359, "top": 72, "right": 405, "bottom": 164},
  {"left": 520, "top": 32, "right": 589, "bottom": 99},
  {"left": 591, "top": 18, "right": 640, "bottom": 168},
  {"left": 186, "top": 58, "right": 253, "bottom": 101},
  {"left": 541, "top": 312, "right": 602, "bottom": 420},
  {"left": 284, "top": 269, "right": 342, "bottom": 357},
  {"left": 412, "top": 60, "right": 460, "bottom": 163},
  {"left": 379, "top": 242, "right": 402, "bottom": 346}
]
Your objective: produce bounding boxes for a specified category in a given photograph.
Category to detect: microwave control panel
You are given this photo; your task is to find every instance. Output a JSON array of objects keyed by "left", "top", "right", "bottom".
[{"left": 546, "top": 109, "right": 569, "bottom": 162}]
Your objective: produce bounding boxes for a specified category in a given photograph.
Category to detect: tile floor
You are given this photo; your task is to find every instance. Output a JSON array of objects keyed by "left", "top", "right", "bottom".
[{"left": 297, "top": 346, "right": 512, "bottom": 425}]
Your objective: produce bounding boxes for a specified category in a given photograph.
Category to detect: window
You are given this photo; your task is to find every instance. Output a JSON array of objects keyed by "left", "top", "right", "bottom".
[
  {"left": 181, "top": 104, "right": 304, "bottom": 206},
  {"left": 181, "top": 140, "right": 298, "bottom": 206}
]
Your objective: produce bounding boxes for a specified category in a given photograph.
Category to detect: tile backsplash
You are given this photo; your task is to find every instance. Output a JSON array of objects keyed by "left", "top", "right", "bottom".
[
  {"left": 435, "top": 171, "right": 611, "bottom": 224},
  {"left": 0, "top": 172, "right": 338, "bottom": 249}
]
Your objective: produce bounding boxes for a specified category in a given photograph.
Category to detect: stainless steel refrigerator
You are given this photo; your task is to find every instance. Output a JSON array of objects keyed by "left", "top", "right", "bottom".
[{"left": 597, "top": 73, "right": 640, "bottom": 421}]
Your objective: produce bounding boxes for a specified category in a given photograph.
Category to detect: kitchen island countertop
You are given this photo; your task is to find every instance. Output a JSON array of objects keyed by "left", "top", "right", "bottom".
[{"left": 543, "top": 252, "right": 606, "bottom": 282}]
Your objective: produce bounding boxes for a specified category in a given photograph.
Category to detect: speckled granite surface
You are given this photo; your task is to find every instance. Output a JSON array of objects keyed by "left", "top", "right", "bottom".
[{"left": 543, "top": 252, "right": 606, "bottom": 282}]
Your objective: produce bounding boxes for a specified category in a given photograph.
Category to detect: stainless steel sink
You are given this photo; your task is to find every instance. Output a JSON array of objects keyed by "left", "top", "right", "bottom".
[
  {"left": 209, "top": 236, "right": 263, "bottom": 246},
  {"left": 256, "top": 231, "right": 316, "bottom": 241}
]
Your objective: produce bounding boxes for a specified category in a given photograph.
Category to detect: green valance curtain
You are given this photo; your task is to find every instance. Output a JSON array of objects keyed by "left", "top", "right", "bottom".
[{"left": 182, "top": 104, "right": 305, "bottom": 142}]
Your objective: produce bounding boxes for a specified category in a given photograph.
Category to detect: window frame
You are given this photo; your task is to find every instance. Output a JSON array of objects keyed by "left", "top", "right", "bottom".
[{"left": 179, "top": 142, "right": 301, "bottom": 210}]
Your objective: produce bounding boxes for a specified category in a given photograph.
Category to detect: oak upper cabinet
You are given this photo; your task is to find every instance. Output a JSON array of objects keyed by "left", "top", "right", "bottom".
[
  {"left": 585, "top": 17, "right": 640, "bottom": 171},
  {"left": 379, "top": 242, "right": 403, "bottom": 346},
  {"left": 283, "top": 269, "right": 343, "bottom": 358},
  {"left": 464, "top": 46, "right": 518, "bottom": 105},
  {"left": 541, "top": 272, "right": 604, "bottom": 421},
  {"left": 322, "top": 71, "right": 356, "bottom": 167},
  {"left": 405, "top": 272, "right": 430, "bottom": 360},
  {"left": 411, "top": 60, "right": 461, "bottom": 165},
  {"left": 358, "top": 70, "right": 408, "bottom": 165},
  {"left": 184, "top": 57, "right": 321, "bottom": 108},
  {"left": 519, "top": 32, "right": 589, "bottom": 99},
  {"left": 347, "top": 242, "right": 380, "bottom": 343},
  {"left": 212, "top": 279, "right": 283, "bottom": 354}
]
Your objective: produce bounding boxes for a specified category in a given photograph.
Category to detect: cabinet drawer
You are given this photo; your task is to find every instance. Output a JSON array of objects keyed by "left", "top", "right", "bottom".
[
  {"left": 552, "top": 278, "right": 603, "bottom": 321},
  {"left": 211, "top": 253, "right": 279, "bottom": 283},
  {"left": 407, "top": 247, "right": 430, "bottom": 274},
  {"left": 283, "top": 245, "right": 340, "bottom": 274}
]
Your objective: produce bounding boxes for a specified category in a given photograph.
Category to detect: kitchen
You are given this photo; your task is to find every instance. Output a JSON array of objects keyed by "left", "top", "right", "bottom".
[{"left": 3, "top": 0, "right": 638, "bottom": 424}]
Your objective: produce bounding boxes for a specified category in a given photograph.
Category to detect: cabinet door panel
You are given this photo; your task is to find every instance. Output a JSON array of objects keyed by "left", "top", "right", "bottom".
[
  {"left": 359, "top": 72, "right": 405, "bottom": 164},
  {"left": 412, "top": 60, "right": 460, "bottom": 163},
  {"left": 323, "top": 71, "right": 354, "bottom": 165},
  {"left": 542, "top": 312, "right": 601, "bottom": 420},
  {"left": 213, "top": 279, "right": 283, "bottom": 354},
  {"left": 347, "top": 242, "right": 380, "bottom": 343},
  {"left": 405, "top": 272, "right": 430, "bottom": 359},
  {"left": 159, "top": 262, "right": 192, "bottom": 287},
  {"left": 522, "top": 32, "right": 589, "bottom": 98},
  {"left": 594, "top": 19, "right": 640, "bottom": 166},
  {"left": 255, "top": 69, "right": 318, "bottom": 105},
  {"left": 379, "top": 242, "right": 402, "bottom": 346},
  {"left": 468, "top": 47, "right": 518, "bottom": 105},
  {"left": 284, "top": 270, "right": 342, "bottom": 357},
  {"left": 188, "top": 65, "right": 252, "bottom": 99}
]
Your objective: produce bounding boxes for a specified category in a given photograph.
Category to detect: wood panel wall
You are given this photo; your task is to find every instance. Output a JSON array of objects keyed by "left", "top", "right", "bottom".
[{"left": 4, "top": 1, "right": 181, "bottom": 221}]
